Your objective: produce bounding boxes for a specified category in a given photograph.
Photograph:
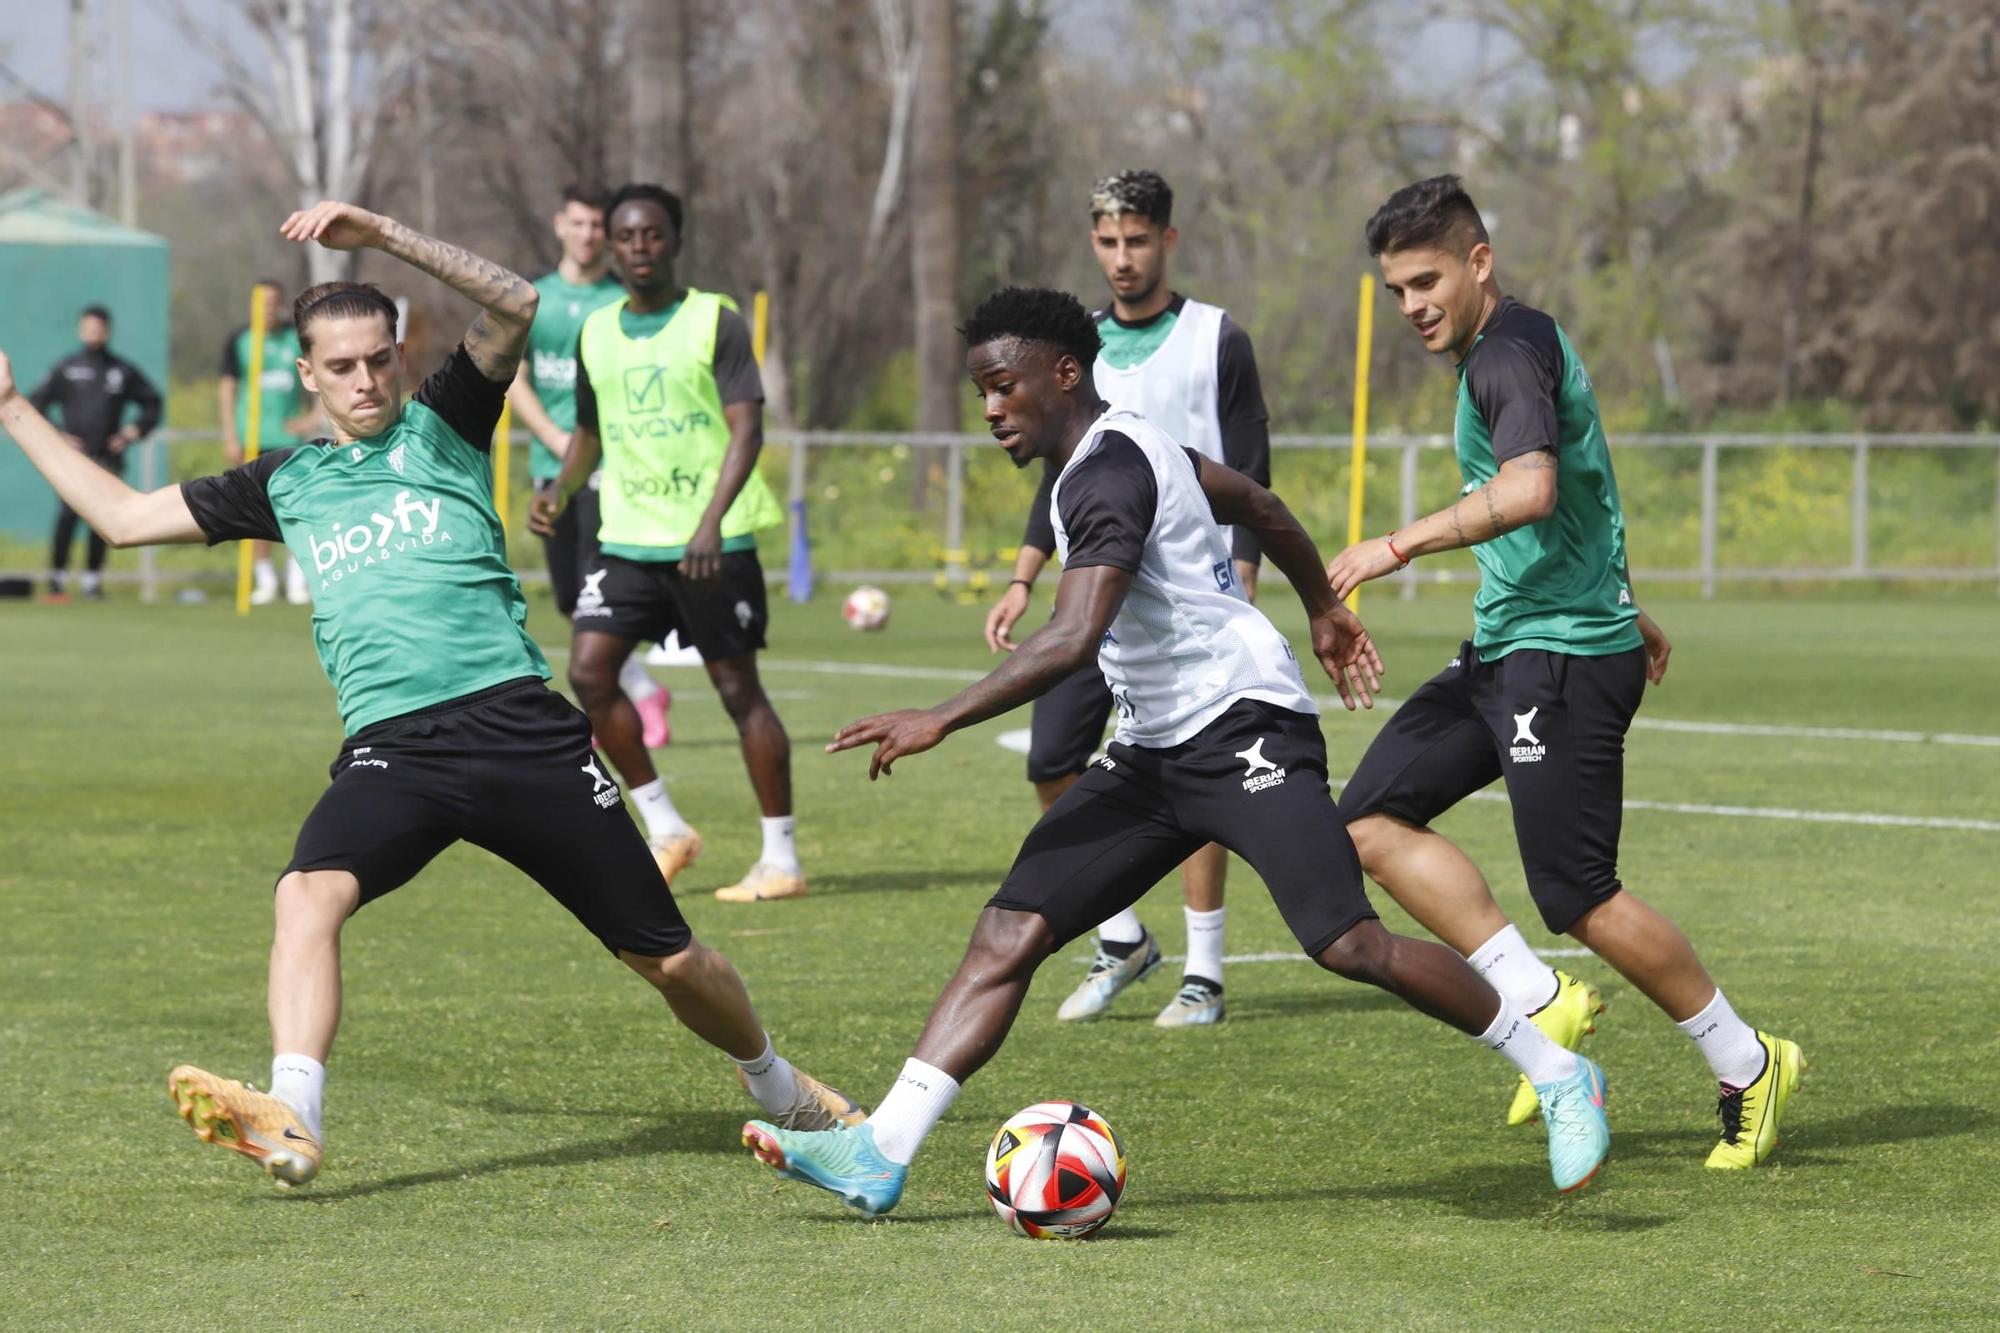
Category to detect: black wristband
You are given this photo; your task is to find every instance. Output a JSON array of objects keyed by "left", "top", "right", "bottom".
[{"left": 1008, "top": 578, "right": 1033, "bottom": 592}]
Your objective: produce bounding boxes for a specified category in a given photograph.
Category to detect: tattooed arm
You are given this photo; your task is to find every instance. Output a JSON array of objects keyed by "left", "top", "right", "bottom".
[
  {"left": 279, "top": 201, "right": 539, "bottom": 383},
  {"left": 1325, "top": 449, "right": 1558, "bottom": 599}
]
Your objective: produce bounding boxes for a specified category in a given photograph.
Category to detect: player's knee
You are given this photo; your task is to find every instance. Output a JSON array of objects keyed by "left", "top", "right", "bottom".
[
  {"left": 625, "top": 940, "right": 702, "bottom": 993},
  {"left": 966, "top": 908, "right": 1056, "bottom": 980},
  {"left": 709, "top": 667, "right": 770, "bottom": 723},
  {"left": 1343, "top": 813, "right": 1408, "bottom": 874},
  {"left": 567, "top": 656, "right": 618, "bottom": 708},
  {"left": 1313, "top": 919, "right": 1393, "bottom": 985},
  {"left": 273, "top": 869, "right": 361, "bottom": 927}
]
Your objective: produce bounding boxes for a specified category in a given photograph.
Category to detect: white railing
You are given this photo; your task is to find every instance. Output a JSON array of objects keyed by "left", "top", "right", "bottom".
[{"left": 17, "top": 429, "right": 1997, "bottom": 601}]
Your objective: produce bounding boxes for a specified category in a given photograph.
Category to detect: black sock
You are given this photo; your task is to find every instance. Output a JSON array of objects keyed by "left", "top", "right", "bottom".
[{"left": 1100, "top": 935, "right": 1143, "bottom": 961}]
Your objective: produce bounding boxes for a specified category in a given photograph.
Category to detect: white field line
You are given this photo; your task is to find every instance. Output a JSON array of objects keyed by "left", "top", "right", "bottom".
[{"left": 1071, "top": 946, "right": 1595, "bottom": 966}]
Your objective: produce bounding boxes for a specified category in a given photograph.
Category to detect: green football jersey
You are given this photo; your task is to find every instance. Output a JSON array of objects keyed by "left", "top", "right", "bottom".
[
  {"left": 1453, "top": 298, "right": 1642, "bottom": 659},
  {"left": 222, "top": 324, "right": 307, "bottom": 449},
  {"left": 525, "top": 270, "right": 627, "bottom": 480},
  {"left": 182, "top": 350, "right": 550, "bottom": 734}
]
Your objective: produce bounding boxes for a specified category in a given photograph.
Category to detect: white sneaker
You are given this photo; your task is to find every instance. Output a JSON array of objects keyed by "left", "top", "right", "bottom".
[
  {"left": 1154, "top": 978, "right": 1226, "bottom": 1027},
  {"left": 1056, "top": 930, "right": 1162, "bottom": 1021},
  {"left": 250, "top": 581, "right": 280, "bottom": 606},
  {"left": 284, "top": 565, "right": 310, "bottom": 605}
]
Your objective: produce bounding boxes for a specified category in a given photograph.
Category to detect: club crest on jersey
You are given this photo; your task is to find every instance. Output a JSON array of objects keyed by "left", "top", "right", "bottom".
[
  {"left": 308, "top": 489, "right": 452, "bottom": 585},
  {"left": 1237, "top": 737, "right": 1286, "bottom": 793},
  {"left": 1509, "top": 707, "right": 1546, "bottom": 764},
  {"left": 388, "top": 444, "right": 405, "bottom": 476}
]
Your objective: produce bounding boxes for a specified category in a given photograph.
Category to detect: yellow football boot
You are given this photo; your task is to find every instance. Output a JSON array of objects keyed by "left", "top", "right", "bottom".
[
  {"left": 714, "top": 862, "right": 807, "bottom": 902},
  {"left": 737, "top": 1066, "right": 866, "bottom": 1130},
  {"left": 1706, "top": 1032, "right": 1807, "bottom": 1169},
  {"left": 168, "top": 1064, "right": 321, "bottom": 1187},
  {"left": 1507, "top": 971, "right": 1605, "bottom": 1126},
  {"left": 649, "top": 827, "right": 703, "bottom": 883}
]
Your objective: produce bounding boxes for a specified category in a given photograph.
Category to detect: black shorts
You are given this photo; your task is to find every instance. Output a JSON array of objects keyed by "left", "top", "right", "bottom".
[
  {"left": 285, "top": 677, "right": 692, "bottom": 957},
  {"left": 570, "top": 550, "right": 768, "bottom": 660},
  {"left": 537, "top": 480, "right": 603, "bottom": 618},
  {"left": 1026, "top": 663, "right": 1115, "bottom": 783},
  {"left": 991, "top": 699, "right": 1376, "bottom": 956},
  {"left": 1340, "top": 642, "right": 1647, "bottom": 933}
]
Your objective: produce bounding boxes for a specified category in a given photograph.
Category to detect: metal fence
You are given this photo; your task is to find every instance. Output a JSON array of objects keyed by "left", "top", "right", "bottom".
[{"left": 16, "top": 429, "right": 1999, "bottom": 601}]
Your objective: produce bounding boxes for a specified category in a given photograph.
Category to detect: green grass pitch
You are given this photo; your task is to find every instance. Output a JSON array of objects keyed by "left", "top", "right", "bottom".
[{"left": 2, "top": 587, "right": 1997, "bottom": 1328}]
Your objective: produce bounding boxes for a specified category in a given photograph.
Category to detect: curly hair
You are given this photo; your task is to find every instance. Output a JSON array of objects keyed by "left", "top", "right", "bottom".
[
  {"left": 293, "top": 282, "right": 399, "bottom": 355},
  {"left": 960, "top": 287, "right": 1102, "bottom": 367},
  {"left": 606, "top": 182, "right": 684, "bottom": 236},
  {"left": 1365, "top": 174, "right": 1489, "bottom": 258},
  {"left": 1089, "top": 169, "right": 1173, "bottom": 227}
]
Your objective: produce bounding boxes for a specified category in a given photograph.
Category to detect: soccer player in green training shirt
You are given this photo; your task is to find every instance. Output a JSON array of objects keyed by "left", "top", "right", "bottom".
[
  {"left": 531, "top": 184, "right": 804, "bottom": 904},
  {"left": 0, "top": 200, "right": 860, "bottom": 1189},
  {"left": 507, "top": 184, "right": 673, "bottom": 747},
  {"left": 1325, "top": 176, "right": 1804, "bottom": 1170},
  {"left": 219, "top": 278, "right": 316, "bottom": 604}
]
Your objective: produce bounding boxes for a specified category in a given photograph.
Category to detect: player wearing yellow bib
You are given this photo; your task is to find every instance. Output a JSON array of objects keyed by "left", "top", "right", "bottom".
[
  {"left": 220, "top": 279, "right": 318, "bottom": 604},
  {"left": 531, "top": 183, "right": 802, "bottom": 903}
]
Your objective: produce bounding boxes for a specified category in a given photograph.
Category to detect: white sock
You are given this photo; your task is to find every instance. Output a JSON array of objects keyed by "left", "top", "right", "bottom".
[
  {"left": 269, "top": 1054, "right": 326, "bottom": 1141},
  {"left": 732, "top": 1035, "right": 801, "bottom": 1115},
  {"left": 81, "top": 571, "right": 102, "bottom": 594},
  {"left": 1467, "top": 924, "right": 1561, "bottom": 1013},
  {"left": 1096, "top": 907, "right": 1145, "bottom": 946},
  {"left": 760, "top": 815, "right": 800, "bottom": 873},
  {"left": 1475, "top": 995, "right": 1579, "bottom": 1086},
  {"left": 619, "top": 656, "right": 664, "bottom": 703},
  {"left": 1183, "top": 906, "right": 1226, "bottom": 987},
  {"left": 253, "top": 557, "right": 277, "bottom": 587},
  {"left": 630, "top": 778, "right": 690, "bottom": 840},
  {"left": 866, "top": 1058, "right": 961, "bottom": 1166},
  {"left": 1677, "top": 988, "right": 1767, "bottom": 1087}
]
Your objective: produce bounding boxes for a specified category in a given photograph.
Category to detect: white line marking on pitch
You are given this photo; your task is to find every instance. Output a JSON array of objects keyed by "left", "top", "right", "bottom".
[{"left": 1073, "top": 946, "right": 1594, "bottom": 966}]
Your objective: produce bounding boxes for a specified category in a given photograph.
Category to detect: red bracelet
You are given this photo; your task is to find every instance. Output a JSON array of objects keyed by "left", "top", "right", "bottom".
[{"left": 1384, "top": 532, "right": 1411, "bottom": 569}]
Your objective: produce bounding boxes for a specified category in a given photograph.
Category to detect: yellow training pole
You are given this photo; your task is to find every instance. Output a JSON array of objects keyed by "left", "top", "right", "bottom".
[
  {"left": 751, "top": 289, "right": 769, "bottom": 364},
  {"left": 234, "top": 286, "right": 269, "bottom": 615},
  {"left": 493, "top": 401, "right": 512, "bottom": 536},
  {"left": 1344, "top": 273, "right": 1375, "bottom": 612}
]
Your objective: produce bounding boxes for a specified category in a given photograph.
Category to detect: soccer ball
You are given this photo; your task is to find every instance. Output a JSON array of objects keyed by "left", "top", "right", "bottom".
[
  {"left": 842, "top": 584, "right": 891, "bottom": 631},
  {"left": 984, "top": 1101, "right": 1127, "bottom": 1239}
]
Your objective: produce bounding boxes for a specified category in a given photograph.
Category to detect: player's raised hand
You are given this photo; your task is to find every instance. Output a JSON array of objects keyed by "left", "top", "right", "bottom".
[
  {"left": 1636, "top": 609, "right": 1672, "bottom": 684},
  {"left": 1310, "top": 601, "right": 1384, "bottom": 710},
  {"left": 1325, "top": 536, "right": 1404, "bottom": 601},
  {"left": 984, "top": 580, "right": 1031, "bottom": 652},
  {"left": 281, "top": 201, "right": 389, "bottom": 252},
  {"left": 826, "top": 708, "right": 949, "bottom": 779}
]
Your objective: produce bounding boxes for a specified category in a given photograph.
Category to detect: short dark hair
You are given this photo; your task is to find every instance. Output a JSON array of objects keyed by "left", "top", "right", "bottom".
[
  {"left": 80, "top": 304, "right": 111, "bottom": 324},
  {"left": 293, "top": 281, "right": 400, "bottom": 355},
  {"left": 960, "top": 286, "right": 1102, "bottom": 367},
  {"left": 606, "top": 182, "right": 684, "bottom": 236},
  {"left": 1365, "top": 174, "right": 1490, "bottom": 257},
  {"left": 1089, "top": 169, "right": 1173, "bottom": 227},
  {"left": 561, "top": 182, "right": 609, "bottom": 212}
]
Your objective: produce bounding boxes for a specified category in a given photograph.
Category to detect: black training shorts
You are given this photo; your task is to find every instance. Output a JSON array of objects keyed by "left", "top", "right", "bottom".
[
  {"left": 285, "top": 677, "right": 692, "bottom": 957},
  {"left": 1026, "top": 662, "right": 1115, "bottom": 783},
  {"left": 569, "top": 550, "right": 768, "bottom": 660},
  {"left": 538, "top": 480, "right": 603, "bottom": 618},
  {"left": 1340, "top": 641, "right": 1648, "bottom": 934},
  {"left": 991, "top": 699, "right": 1376, "bottom": 957}
]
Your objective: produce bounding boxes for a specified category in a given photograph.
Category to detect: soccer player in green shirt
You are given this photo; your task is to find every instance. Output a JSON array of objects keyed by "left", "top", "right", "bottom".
[
  {"left": 1326, "top": 176, "right": 1803, "bottom": 1170},
  {"left": 507, "top": 185, "right": 674, "bottom": 749},
  {"left": 0, "top": 200, "right": 860, "bottom": 1189},
  {"left": 219, "top": 278, "right": 316, "bottom": 604},
  {"left": 530, "top": 184, "right": 803, "bottom": 904}
]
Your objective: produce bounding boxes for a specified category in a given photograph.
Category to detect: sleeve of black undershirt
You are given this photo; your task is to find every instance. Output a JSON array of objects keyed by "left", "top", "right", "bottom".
[
  {"left": 1055, "top": 432, "right": 1157, "bottom": 574},
  {"left": 712, "top": 307, "right": 765, "bottom": 405},
  {"left": 27, "top": 361, "right": 63, "bottom": 417},
  {"left": 218, "top": 329, "right": 243, "bottom": 379},
  {"left": 123, "top": 359, "right": 163, "bottom": 436},
  {"left": 1465, "top": 334, "right": 1560, "bottom": 465},
  {"left": 412, "top": 343, "right": 509, "bottom": 452},
  {"left": 1216, "top": 314, "right": 1270, "bottom": 562},
  {"left": 574, "top": 333, "right": 598, "bottom": 434},
  {"left": 179, "top": 450, "right": 295, "bottom": 545},
  {"left": 1020, "top": 459, "right": 1058, "bottom": 557}
]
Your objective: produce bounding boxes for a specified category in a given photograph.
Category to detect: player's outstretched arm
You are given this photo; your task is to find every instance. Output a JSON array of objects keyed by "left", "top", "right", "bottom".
[
  {"left": 279, "top": 202, "right": 539, "bottom": 383},
  {"left": 1190, "top": 451, "right": 1382, "bottom": 709},
  {"left": 1326, "top": 449, "right": 1558, "bottom": 599},
  {"left": 0, "top": 350, "right": 205, "bottom": 546},
  {"left": 828, "top": 563, "right": 1131, "bottom": 779}
]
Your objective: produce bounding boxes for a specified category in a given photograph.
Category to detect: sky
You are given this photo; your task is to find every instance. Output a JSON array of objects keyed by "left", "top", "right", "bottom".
[{"left": 1, "top": 0, "right": 250, "bottom": 115}]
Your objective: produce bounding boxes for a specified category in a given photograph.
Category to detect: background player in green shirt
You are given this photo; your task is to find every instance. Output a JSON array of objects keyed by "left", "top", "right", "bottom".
[
  {"left": 0, "top": 200, "right": 860, "bottom": 1190},
  {"left": 508, "top": 183, "right": 673, "bottom": 749},
  {"left": 531, "top": 184, "right": 802, "bottom": 905},
  {"left": 219, "top": 278, "right": 317, "bottom": 604},
  {"left": 1326, "top": 176, "right": 1803, "bottom": 1170}
]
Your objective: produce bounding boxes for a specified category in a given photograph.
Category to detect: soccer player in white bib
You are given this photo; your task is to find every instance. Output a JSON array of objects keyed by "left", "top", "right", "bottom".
[
  {"left": 739, "top": 287, "right": 1615, "bottom": 1215},
  {"left": 985, "top": 170, "right": 1271, "bottom": 1027}
]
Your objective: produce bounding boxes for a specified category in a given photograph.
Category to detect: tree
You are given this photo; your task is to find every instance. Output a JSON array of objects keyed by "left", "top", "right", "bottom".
[{"left": 909, "top": 0, "right": 960, "bottom": 505}]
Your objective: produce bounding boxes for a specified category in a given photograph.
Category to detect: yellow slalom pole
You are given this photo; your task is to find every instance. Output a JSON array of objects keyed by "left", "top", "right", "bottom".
[
  {"left": 751, "top": 289, "right": 769, "bottom": 364},
  {"left": 1344, "top": 273, "right": 1375, "bottom": 612},
  {"left": 493, "top": 401, "right": 512, "bottom": 536},
  {"left": 234, "top": 287, "right": 269, "bottom": 615}
]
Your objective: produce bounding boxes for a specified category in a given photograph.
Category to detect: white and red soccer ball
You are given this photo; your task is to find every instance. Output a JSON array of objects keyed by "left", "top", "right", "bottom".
[
  {"left": 842, "top": 585, "right": 891, "bottom": 631},
  {"left": 984, "top": 1101, "right": 1127, "bottom": 1239}
]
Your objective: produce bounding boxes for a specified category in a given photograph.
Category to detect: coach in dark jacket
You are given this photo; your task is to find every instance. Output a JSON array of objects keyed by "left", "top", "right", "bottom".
[{"left": 28, "top": 305, "right": 162, "bottom": 599}]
